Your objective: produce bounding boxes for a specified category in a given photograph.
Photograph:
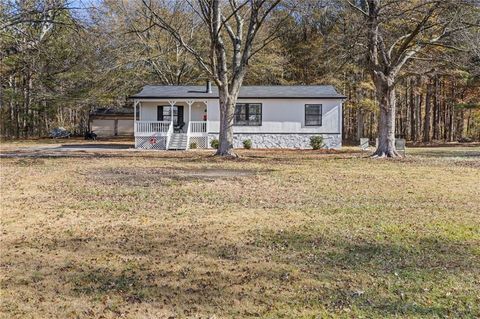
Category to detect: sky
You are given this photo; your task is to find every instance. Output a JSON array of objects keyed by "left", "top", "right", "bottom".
[
  {"left": 67, "top": 0, "right": 101, "bottom": 21},
  {"left": 69, "top": 0, "right": 100, "bottom": 9}
]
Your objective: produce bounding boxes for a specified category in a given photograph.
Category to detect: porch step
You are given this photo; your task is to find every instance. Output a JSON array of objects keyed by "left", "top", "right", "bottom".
[{"left": 168, "top": 133, "right": 188, "bottom": 150}]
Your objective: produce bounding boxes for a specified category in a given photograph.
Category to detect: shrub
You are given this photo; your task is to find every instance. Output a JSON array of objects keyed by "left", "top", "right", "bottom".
[
  {"left": 210, "top": 138, "right": 219, "bottom": 149},
  {"left": 243, "top": 139, "right": 252, "bottom": 149},
  {"left": 189, "top": 142, "right": 197, "bottom": 149},
  {"left": 310, "top": 136, "right": 324, "bottom": 150}
]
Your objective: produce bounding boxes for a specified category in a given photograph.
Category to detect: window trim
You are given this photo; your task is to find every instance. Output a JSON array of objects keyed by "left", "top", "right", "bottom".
[
  {"left": 157, "top": 105, "right": 183, "bottom": 125},
  {"left": 305, "top": 104, "right": 323, "bottom": 127},
  {"left": 233, "top": 103, "right": 262, "bottom": 126}
]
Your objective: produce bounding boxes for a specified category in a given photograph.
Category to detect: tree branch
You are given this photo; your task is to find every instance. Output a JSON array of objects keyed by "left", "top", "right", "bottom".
[{"left": 140, "top": 0, "right": 214, "bottom": 78}]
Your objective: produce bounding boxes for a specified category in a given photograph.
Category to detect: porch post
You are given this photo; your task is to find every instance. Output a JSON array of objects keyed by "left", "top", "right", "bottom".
[
  {"left": 134, "top": 101, "right": 138, "bottom": 122},
  {"left": 168, "top": 100, "right": 176, "bottom": 127},
  {"left": 133, "top": 101, "right": 138, "bottom": 148},
  {"left": 204, "top": 100, "right": 208, "bottom": 148},
  {"left": 204, "top": 100, "right": 208, "bottom": 129},
  {"left": 187, "top": 100, "right": 193, "bottom": 123}
]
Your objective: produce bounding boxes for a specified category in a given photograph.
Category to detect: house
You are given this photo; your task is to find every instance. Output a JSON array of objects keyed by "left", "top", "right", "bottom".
[
  {"left": 130, "top": 82, "right": 345, "bottom": 150},
  {"left": 89, "top": 107, "right": 134, "bottom": 137}
]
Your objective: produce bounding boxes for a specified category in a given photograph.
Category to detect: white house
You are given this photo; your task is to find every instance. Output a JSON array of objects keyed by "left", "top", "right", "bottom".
[{"left": 130, "top": 83, "right": 345, "bottom": 150}]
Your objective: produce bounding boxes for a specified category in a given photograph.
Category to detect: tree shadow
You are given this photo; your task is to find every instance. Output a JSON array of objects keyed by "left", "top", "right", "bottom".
[
  {"left": 2, "top": 224, "right": 288, "bottom": 317},
  {"left": 254, "top": 228, "right": 479, "bottom": 317},
  {"left": 3, "top": 221, "right": 479, "bottom": 317},
  {"left": 410, "top": 149, "right": 480, "bottom": 158}
]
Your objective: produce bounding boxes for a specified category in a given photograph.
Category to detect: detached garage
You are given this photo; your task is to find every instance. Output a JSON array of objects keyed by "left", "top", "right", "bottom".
[{"left": 89, "top": 108, "right": 134, "bottom": 137}]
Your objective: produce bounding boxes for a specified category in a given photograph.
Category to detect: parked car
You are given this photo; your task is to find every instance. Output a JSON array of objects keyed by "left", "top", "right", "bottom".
[{"left": 49, "top": 127, "right": 71, "bottom": 139}]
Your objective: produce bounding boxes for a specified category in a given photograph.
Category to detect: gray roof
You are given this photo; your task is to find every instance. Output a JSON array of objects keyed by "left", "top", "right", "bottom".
[
  {"left": 90, "top": 107, "right": 133, "bottom": 115},
  {"left": 131, "top": 85, "right": 346, "bottom": 99}
]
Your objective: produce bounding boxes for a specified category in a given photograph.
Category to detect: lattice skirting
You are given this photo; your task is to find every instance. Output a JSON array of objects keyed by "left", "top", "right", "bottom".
[
  {"left": 188, "top": 136, "right": 208, "bottom": 149},
  {"left": 135, "top": 135, "right": 167, "bottom": 150}
]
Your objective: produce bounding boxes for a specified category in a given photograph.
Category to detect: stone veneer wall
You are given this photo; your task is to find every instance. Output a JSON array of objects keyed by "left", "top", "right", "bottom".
[{"left": 208, "top": 133, "right": 342, "bottom": 149}]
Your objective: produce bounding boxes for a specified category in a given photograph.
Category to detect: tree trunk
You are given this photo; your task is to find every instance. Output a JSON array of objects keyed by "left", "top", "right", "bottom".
[
  {"left": 417, "top": 92, "right": 423, "bottom": 137},
  {"left": 466, "top": 109, "right": 471, "bottom": 137},
  {"left": 369, "top": 112, "right": 374, "bottom": 140},
  {"left": 448, "top": 81, "right": 455, "bottom": 142},
  {"left": 216, "top": 88, "right": 236, "bottom": 156},
  {"left": 433, "top": 76, "right": 440, "bottom": 140},
  {"left": 423, "top": 81, "right": 432, "bottom": 143},
  {"left": 449, "top": 103, "right": 454, "bottom": 142},
  {"left": 373, "top": 77, "right": 400, "bottom": 157},
  {"left": 442, "top": 79, "right": 448, "bottom": 141},
  {"left": 409, "top": 78, "right": 416, "bottom": 141}
]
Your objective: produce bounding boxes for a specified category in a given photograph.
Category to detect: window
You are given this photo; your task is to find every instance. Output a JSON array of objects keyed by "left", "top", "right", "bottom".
[
  {"left": 234, "top": 103, "right": 262, "bottom": 126},
  {"left": 158, "top": 105, "right": 183, "bottom": 125},
  {"left": 305, "top": 104, "right": 322, "bottom": 126}
]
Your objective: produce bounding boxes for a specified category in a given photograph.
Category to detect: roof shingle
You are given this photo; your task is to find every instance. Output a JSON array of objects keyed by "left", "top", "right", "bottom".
[{"left": 131, "top": 85, "right": 346, "bottom": 99}]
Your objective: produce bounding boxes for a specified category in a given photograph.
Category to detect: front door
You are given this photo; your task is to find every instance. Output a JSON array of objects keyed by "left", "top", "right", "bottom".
[{"left": 157, "top": 105, "right": 184, "bottom": 125}]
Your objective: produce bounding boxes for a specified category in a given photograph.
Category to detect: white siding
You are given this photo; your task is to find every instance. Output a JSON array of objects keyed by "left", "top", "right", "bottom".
[
  {"left": 139, "top": 101, "right": 207, "bottom": 123},
  {"left": 207, "top": 98, "right": 342, "bottom": 134},
  {"left": 136, "top": 98, "right": 343, "bottom": 134},
  {"left": 191, "top": 102, "right": 207, "bottom": 121},
  {"left": 139, "top": 101, "right": 160, "bottom": 121}
]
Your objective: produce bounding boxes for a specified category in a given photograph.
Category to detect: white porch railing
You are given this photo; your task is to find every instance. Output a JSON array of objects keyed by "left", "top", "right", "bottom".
[
  {"left": 135, "top": 121, "right": 170, "bottom": 134},
  {"left": 135, "top": 121, "right": 207, "bottom": 150},
  {"left": 134, "top": 121, "right": 173, "bottom": 150},
  {"left": 189, "top": 121, "right": 207, "bottom": 135}
]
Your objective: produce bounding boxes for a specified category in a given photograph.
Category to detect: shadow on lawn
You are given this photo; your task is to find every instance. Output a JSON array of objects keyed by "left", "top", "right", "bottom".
[
  {"left": 3, "top": 224, "right": 478, "bottom": 317},
  {"left": 257, "top": 227, "right": 479, "bottom": 272},
  {"left": 410, "top": 149, "right": 480, "bottom": 158},
  {"left": 254, "top": 228, "right": 479, "bottom": 317}
]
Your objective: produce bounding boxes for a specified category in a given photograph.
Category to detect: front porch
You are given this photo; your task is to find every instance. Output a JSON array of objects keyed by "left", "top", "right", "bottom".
[{"left": 133, "top": 100, "right": 209, "bottom": 150}]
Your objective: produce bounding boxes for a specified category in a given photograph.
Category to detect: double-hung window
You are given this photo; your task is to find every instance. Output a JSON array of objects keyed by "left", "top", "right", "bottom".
[
  {"left": 158, "top": 105, "right": 181, "bottom": 125},
  {"left": 305, "top": 104, "right": 322, "bottom": 126},
  {"left": 234, "top": 103, "right": 262, "bottom": 126}
]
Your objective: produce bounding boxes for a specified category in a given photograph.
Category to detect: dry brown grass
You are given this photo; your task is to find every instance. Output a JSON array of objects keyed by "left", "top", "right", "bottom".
[{"left": 1, "top": 144, "right": 479, "bottom": 318}]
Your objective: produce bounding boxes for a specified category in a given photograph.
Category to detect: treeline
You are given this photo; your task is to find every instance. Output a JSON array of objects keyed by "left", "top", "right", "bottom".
[
  {"left": 344, "top": 73, "right": 480, "bottom": 142},
  {"left": 1, "top": 0, "right": 479, "bottom": 142},
  {"left": 1, "top": 2, "right": 96, "bottom": 137}
]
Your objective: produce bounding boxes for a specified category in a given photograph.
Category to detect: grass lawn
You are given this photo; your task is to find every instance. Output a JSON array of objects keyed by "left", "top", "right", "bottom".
[{"left": 1, "top": 144, "right": 479, "bottom": 318}]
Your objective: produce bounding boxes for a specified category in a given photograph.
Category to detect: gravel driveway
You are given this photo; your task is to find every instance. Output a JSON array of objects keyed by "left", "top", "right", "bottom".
[{"left": 0, "top": 142, "right": 135, "bottom": 158}]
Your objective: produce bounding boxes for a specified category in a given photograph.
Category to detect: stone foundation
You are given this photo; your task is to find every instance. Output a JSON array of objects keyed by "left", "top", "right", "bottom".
[{"left": 208, "top": 133, "right": 342, "bottom": 149}]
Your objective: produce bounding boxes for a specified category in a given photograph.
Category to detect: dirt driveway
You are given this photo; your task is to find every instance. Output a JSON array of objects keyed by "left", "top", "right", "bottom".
[{"left": 0, "top": 141, "right": 136, "bottom": 158}]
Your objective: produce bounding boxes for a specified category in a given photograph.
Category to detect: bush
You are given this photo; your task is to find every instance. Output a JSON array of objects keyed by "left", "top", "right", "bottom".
[
  {"left": 189, "top": 142, "right": 197, "bottom": 149},
  {"left": 210, "top": 138, "right": 219, "bottom": 149},
  {"left": 310, "top": 136, "right": 324, "bottom": 150},
  {"left": 243, "top": 139, "right": 252, "bottom": 149}
]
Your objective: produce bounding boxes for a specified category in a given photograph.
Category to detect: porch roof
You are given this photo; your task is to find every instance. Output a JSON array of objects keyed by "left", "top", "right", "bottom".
[{"left": 130, "top": 85, "right": 346, "bottom": 100}]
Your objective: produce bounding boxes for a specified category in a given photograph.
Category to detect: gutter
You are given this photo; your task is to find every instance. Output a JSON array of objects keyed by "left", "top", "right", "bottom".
[{"left": 128, "top": 96, "right": 348, "bottom": 100}]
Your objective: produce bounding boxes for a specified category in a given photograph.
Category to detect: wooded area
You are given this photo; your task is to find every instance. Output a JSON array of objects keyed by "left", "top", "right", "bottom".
[{"left": 1, "top": 0, "right": 479, "bottom": 145}]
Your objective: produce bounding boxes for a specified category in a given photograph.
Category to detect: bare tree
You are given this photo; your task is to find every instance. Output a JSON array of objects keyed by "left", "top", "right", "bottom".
[
  {"left": 141, "top": 0, "right": 283, "bottom": 156},
  {"left": 347, "top": 0, "right": 479, "bottom": 157}
]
